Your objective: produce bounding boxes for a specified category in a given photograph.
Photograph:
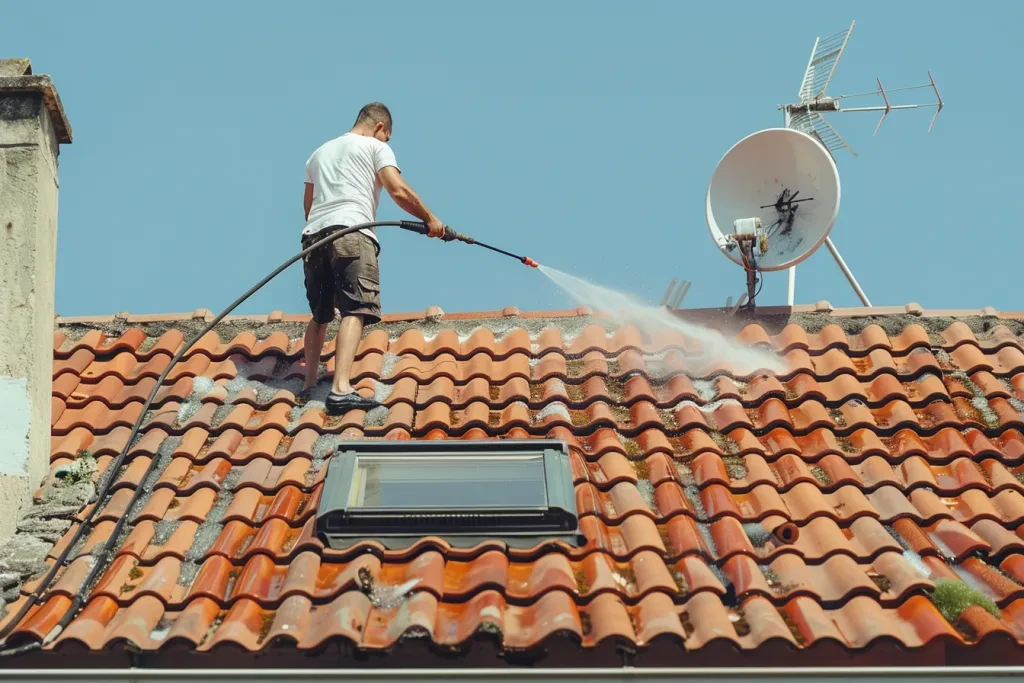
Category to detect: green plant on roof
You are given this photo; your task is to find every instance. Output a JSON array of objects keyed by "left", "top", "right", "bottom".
[
  {"left": 631, "top": 459, "right": 649, "bottom": 480},
  {"left": 566, "top": 383, "right": 587, "bottom": 403},
  {"left": 569, "top": 409, "right": 589, "bottom": 427},
  {"left": 610, "top": 405, "right": 632, "bottom": 424},
  {"left": 256, "top": 611, "right": 276, "bottom": 645},
  {"left": 810, "top": 466, "right": 833, "bottom": 486},
  {"left": 57, "top": 453, "right": 97, "bottom": 487},
  {"left": 200, "top": 611, "right": 227, "bottom": 648},
  {"left": 573, "top": 567, "right": 590, "bottom": 595},
  {"left": 604, "top": 378, "right": 626, "bottom": 402},
  {"left": 836, "top": 437, "right": 857, "bottom": 454},
  {"left": 929, "top": 578, "right": 1000, "bottom": 623},
  {"left": 619, "top": 435, "right": 642, "bottom": 457},
  {"left": 721, "top": 455, "right": 747, "bottom": 480},
  {"left": 778, "top": 608, "right": 807, "bottom": 647},
  {"left": 708, "top": 430, "right": 739, "bottom": 455}
]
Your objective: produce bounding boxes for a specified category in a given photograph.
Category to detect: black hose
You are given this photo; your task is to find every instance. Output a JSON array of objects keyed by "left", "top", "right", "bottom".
[{"left": 0, "top": 220, "right": 446, "bottom": 655}]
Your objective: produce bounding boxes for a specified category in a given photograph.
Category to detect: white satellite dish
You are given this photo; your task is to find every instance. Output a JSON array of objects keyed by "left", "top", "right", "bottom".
[
  {"left": 707, "top": 127, "right": 841, "bottom": 272},
  {"left": 657, "top": 23, "right": 944, "bottom": 315},
  {"left": 705, "top": 128, "right": 841, "bottom": 311}
]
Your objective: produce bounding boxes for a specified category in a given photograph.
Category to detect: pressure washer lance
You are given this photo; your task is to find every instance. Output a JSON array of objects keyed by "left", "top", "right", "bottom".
[
  {"left": 0, "top": 219, "right": 538, "bottom": 657},
  {"left": 399, "top": 220, "right": 540, "bottom": 267}
]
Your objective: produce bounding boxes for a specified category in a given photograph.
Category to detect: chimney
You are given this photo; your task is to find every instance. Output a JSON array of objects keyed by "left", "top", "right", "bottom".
[{"left": 0, "top": 59, "right": 72, "bottom": 537}]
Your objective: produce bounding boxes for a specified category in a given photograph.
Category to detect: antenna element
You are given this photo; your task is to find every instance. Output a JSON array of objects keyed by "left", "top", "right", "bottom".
[
  {"left": 779, "top": 21, "right": 943, "bottom": 307},
  {"left": 780, "top": 21, "right": 944, "bottom": 157}
]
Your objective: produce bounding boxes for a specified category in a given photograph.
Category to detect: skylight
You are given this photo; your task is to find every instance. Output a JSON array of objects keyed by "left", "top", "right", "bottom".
[{"left": 316, "top": 439, "right": 582, "bottom": 550}]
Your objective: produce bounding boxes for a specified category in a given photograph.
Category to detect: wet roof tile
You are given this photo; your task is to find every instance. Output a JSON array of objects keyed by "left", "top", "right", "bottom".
[{"left": 6, "top": 310, "right": 1024, "bottom": 665}]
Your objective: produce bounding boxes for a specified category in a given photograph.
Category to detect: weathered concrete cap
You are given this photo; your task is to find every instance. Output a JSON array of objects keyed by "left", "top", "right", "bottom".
[
  {"left": 0, "top": 58, "right": 72, "bottom": 143},
  {"left": 0, "top": 58, "right": 32, "bottom": 76}
]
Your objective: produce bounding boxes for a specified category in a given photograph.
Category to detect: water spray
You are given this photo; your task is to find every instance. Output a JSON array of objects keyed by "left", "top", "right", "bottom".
[{"left": 0, "top": 219, "right": 538, "bottom": 657}]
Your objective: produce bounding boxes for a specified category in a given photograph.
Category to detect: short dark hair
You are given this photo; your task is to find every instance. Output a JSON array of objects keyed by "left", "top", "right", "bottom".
[{"left": 354, "top": 102, "right": 392, "bottom": 131}]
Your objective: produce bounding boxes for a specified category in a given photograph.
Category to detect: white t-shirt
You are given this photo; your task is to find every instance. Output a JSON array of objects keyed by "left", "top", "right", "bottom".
[{"left": 302, "top": 132, "right": 401, "bottom": 244}]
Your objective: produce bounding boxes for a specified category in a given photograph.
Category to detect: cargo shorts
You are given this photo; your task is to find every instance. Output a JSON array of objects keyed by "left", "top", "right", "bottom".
[{"left": 301, "top": 227, "right": 382, "bottom": 326}]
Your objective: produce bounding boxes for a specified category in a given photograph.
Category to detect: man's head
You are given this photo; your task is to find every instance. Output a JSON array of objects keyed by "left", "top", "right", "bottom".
[{"left": 352, "top": 102, "right": 392, "bottom": 143}]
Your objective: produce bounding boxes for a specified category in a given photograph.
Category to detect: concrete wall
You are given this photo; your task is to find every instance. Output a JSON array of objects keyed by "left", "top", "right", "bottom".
[{"left": 0, "top": 68, "right": 70, "bottom": 538}]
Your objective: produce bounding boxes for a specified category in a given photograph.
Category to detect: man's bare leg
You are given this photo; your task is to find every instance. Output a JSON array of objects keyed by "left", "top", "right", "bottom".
[
  {"left": 302, "top": 320, "right": 328, "bottom": 391},
  {"left": 331, "top": 315, "right": 363, "bottom": 395}
]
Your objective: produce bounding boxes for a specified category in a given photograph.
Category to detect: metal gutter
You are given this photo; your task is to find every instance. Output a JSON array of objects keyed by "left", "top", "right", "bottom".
[{"left": 1, "top": 667, "right": 1024, "bottom": 683}]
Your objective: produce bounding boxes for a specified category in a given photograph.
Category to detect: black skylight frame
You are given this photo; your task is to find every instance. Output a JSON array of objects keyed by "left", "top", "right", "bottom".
[{"left": 316, "top": 439, "right": 584, "bottom": 550}]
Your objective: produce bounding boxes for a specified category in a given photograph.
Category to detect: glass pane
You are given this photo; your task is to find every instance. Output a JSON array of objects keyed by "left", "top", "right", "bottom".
[{"left": 354, "top": 454, "right": 547, "bottom": 509}]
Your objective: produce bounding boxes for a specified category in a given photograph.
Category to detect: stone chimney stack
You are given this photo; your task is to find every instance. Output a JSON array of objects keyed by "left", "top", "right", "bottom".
[{"left": 0, "top": 59, "right": 72, "bottom": 537}]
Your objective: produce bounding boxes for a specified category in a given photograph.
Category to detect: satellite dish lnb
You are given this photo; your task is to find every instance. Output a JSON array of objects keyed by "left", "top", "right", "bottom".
[{"left": 706, "top": 128, "right": 841, "bottom": 277}]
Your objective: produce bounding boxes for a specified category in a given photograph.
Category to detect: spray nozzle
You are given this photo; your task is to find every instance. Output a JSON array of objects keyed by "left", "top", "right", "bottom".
[{"left": 523, "top": 257, "right": 539, "bottom": 268}]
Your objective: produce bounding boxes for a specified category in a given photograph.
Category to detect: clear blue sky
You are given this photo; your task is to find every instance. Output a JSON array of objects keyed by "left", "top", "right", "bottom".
[{"left": 4, "top": 1, "right": 1021, "bottom": 317}]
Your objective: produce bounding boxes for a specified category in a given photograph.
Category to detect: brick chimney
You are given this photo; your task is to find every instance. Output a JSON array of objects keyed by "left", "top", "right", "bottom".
[{"left": 0, "top": 59, "right": 72, "bottom": 537}]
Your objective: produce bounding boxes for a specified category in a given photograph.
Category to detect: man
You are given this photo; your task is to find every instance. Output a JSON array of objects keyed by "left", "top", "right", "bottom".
[{"left": 300, "top": 102, "right": 445, "bottom": 415}]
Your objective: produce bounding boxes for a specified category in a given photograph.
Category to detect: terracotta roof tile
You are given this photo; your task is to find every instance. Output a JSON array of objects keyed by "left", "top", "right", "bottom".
[{"left": 5, "top": 311, "right": 1024, "bottom": 665}]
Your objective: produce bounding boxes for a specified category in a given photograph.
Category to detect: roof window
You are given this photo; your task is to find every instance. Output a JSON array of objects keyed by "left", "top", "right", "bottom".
[{"left": 316, "top": 439, "right": 582, "bottom": 550}]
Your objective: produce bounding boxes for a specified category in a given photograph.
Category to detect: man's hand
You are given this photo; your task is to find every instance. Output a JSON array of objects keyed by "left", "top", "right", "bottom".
[{"left": 426, "top": 217, "right": 446, "bottom": 239}]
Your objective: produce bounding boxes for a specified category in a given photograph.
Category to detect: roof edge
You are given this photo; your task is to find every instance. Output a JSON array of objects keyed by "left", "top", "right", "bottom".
[{"left": 53, "top": 303, "right": 1022, "bottom": 327}]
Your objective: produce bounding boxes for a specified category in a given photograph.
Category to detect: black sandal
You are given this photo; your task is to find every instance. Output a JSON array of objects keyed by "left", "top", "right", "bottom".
[{"left": 325, "top": 391, "right": 382, "bottom": 416}]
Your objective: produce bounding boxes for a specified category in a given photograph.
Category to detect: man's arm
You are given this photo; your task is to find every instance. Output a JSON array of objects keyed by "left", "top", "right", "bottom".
[
  {"left": 378, "top": 167, "right": 444, "bottom": 238},
  {"left": 303, "top": 182, "right": 313, "bottom": 221}
]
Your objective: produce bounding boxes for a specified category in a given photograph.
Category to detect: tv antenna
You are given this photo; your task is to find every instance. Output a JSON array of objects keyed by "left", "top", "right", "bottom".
[
  {"left": 780, "top": 20, "right": 944, "bottom": 306},
  {"left": 705, "top": 128, "right": 841, "bottom": 314}
]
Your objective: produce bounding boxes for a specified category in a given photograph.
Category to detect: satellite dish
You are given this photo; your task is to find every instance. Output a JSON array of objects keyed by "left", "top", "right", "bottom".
[{"left": 706, "top": 127, "right": 841, "bottom": 273}]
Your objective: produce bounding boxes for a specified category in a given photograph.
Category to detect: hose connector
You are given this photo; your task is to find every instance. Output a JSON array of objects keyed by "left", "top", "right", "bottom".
[
  {"left": 443, "top": 227, "right": 475, "bottom": 244},
  {"left": 402, "top": 221, "right": 475, "bottom": 244}
]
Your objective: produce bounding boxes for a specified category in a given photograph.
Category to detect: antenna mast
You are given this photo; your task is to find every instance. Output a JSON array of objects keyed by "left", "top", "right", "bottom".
[{"left": 780, "top": 20, "right": 944, "bottom": 307}]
